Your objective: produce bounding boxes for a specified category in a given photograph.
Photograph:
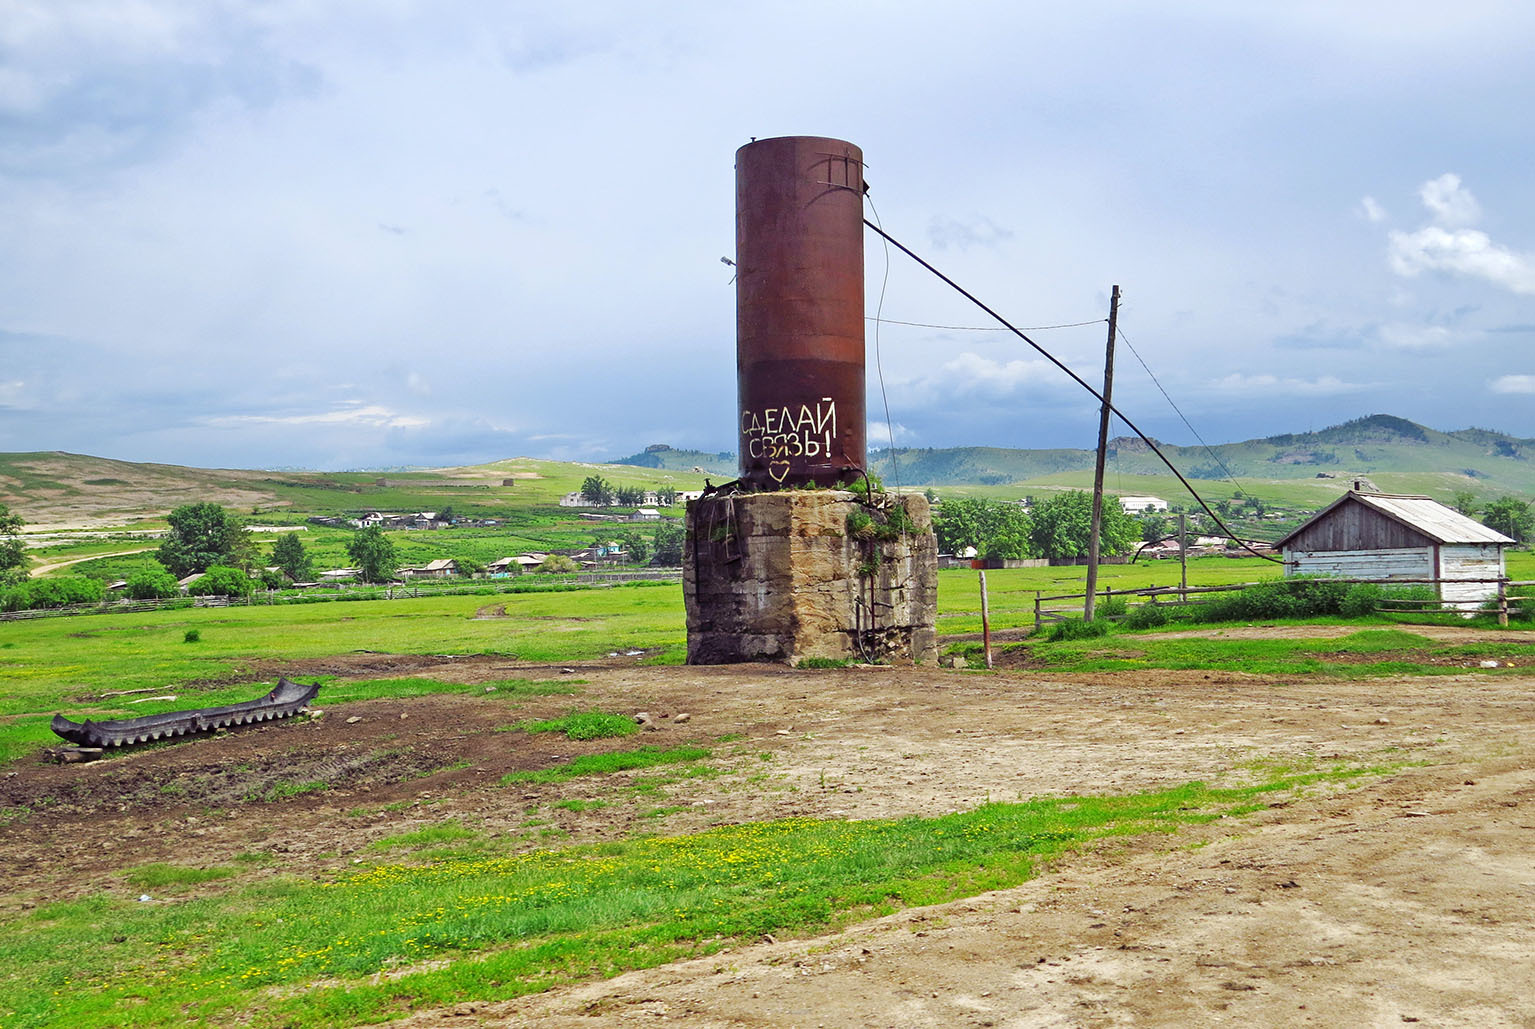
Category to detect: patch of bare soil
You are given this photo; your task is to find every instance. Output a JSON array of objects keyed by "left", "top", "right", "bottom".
[{"left": 3, "top": 654, "right": 1533, "bottom": 1027}]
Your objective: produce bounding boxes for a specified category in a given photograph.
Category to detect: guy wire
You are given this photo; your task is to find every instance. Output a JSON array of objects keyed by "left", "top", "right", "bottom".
[{"left": 862, "top": 217, "right": 1280, "bottom": 563}]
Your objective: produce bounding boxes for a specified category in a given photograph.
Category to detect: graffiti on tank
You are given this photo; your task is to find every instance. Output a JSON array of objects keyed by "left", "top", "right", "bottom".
[{"left": 741, "top": 397, "right": 837, "bottom": 482}]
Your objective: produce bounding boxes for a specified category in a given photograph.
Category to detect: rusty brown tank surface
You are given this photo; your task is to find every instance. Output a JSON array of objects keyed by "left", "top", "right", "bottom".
[{"left": 735, "top": 136, "right": 866, "bottom": 489}]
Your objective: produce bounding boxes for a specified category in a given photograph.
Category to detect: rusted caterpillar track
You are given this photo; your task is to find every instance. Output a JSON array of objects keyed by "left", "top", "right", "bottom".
[{"left": 51, "top": 677, "right": 321, "bottom": 748}]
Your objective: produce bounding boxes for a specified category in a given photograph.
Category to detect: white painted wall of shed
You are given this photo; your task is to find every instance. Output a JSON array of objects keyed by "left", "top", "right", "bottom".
[
  {"left": 1439, "top": 544, "right": 1506, "bottom": 608},
  {"left": 1283, "top": 546, "right": 1434, "bottom": 581}
]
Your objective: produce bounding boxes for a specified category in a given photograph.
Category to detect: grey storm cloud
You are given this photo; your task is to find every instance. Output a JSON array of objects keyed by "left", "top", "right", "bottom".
[{"left": 5, "top": 2, "right": 1535, "bottom": 468}]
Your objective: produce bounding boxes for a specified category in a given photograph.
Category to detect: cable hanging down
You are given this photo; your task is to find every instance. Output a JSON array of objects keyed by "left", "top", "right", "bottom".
[{"left": 862, "top": 217, "right": 1280, "bottom": 564}]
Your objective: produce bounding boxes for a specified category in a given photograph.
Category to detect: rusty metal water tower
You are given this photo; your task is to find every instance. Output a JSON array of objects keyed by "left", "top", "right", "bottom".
[
  {"left": 683, "top": 135, "right": 938, "bottom": 667},
  {"left": 735, "top": 136, "right": 867, "bottom": 488}
]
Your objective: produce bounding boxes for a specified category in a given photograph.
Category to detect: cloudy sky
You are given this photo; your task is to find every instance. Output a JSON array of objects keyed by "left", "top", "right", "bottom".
[{"left": 3, "top": 1, "right": 1533, "bottom": 470}]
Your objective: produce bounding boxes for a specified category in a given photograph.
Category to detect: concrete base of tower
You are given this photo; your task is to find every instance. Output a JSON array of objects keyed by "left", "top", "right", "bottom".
[{"left": 683, "top": 490, "right": 938, "bottom": 666}]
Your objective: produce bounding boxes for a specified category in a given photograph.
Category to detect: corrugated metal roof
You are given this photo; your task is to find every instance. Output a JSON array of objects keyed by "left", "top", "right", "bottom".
[{"left": 1352, "top": 493, "right": 1513, "bottom": 544}]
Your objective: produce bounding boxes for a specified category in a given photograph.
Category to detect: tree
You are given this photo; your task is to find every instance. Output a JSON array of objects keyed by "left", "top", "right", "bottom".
[
  {"left": 270, "top": 532, "right": 314, "bottom": 582},
  {"left": 1481, "top": 496, "right": 1534, "bottom": 543},
  {"left": 1028, "top": 491, "right": 1140, "bottom": 561},
  {"left": 437, "top": 505, "right": 455, "bottom": 524},
  {"left": 615, "top": 485, "right": 646, "bottom": 507},
  {"left": 932, "top": 498, "right": 1035, "bottom": 559},
  {"left": 1451, "top": 490, "right": 1480, "bottom": 517},
  {"left": 614, "top": 529, "right": 651, "bottom": 565},
  {"left": 580, "top": 475, "right": 615, "bottom": 506},
  {"left": 347, "top": 526, "right": 397, "bottom": 583},
  {"left": 187, "top": 565, "right": 255, "bottom": 597},
  {"left": 126, "top": 563, "right": 180, "bottom": 599},
  {"left": 931, "top": 497, "right": 988, "bottom": 554},
  {"left": 651, "top": 522, "right": 685, "bottom": 565},
  {"left": 980, "top": 504, "right": 1035, "bottom": 560},
  {"left": 538, "top": 554, "right": 580, "bottom": 574},
  {"left": 1140, "top": 512, "right": 1169, "bottom": 543},
  {"left": 157, "top": 503, "right": 251, "bottom": 577},
  {"left": 655, "top": 487, "right": 678, "bottom": 507},
  {"left": 0, "top": 503, "right": 25, "bottom": 584}
]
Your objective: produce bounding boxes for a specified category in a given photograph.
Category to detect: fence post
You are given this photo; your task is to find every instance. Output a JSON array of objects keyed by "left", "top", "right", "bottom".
[
  {"left": 1034, "top": 591, "right": 1042, "bottom": 634},
  {"left": 1498, "top": 578, "right": 1509, "bottom": 628},
  {"left": 979, "top": 570, "right": 993, "bottom": 670}
]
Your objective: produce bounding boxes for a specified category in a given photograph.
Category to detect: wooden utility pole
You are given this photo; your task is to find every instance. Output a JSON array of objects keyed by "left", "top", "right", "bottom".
[
  {"left": 1084, "top": 285, "right": 1121, "bottom": 621},
  {"left": 979, "top": 570, "right": 993, "bottom": 669},
  {"left": 1178, "top": 512, "right": 1188, "bottom": 601}
]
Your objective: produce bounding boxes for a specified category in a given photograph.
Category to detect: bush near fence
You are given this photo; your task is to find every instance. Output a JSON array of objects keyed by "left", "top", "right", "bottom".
[{"left": 1038, "top": 576, "right": 1528, "bottom": 632}]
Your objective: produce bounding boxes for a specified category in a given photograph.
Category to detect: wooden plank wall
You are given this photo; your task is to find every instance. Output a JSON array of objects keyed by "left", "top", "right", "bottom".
[
  {"left": 1285, "top": 499, "right": 1433, "bottom": 552},
  {"left": 1440, "top": 544, "right": 1505, "bottom": 607},
  {"left": 1284, "top": 546, "right": 1434, "bottom": 581}
]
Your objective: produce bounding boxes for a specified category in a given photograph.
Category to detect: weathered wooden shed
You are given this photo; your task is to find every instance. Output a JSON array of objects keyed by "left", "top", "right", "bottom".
[{"left": 1275, "top": 491, "right": 1512, "bottom": 608}]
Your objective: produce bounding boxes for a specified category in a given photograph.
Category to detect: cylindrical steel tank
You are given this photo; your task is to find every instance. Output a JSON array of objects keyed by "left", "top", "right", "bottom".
[{"left": 736, "top": 136, "right": 865, "bottom": 489}]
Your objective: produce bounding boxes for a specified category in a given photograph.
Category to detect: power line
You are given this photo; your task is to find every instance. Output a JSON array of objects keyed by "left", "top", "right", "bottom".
[
  {"left": 1114, "top": 325, "right": 1248, "bottom": 500},
  {"left": 867, "top": 316, "right": 1106, "bottom": 332},
  {"left": 864, "top": 194, "right": 900, "bottom": 491},
  {"left": 861, "top": 217, "right": 1280, "bottom": 563}
]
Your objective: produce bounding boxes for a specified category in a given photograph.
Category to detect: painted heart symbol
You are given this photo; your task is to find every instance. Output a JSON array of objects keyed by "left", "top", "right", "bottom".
[{"left": 768, "top": 460, "right": 790, "bottom": 483}]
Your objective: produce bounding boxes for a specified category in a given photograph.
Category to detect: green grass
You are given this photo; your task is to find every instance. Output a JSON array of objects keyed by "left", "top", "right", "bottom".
[
  {"left": 551, "top": 798, "right": 610, "bottom": 813},
  {"left": 516, "top": 709, "right": 640, "bottom": 741},
  {"left": 0, "top": 764, "right": 1385, "bottom": 1029},
  {"left": 500, "top": 745, "right": 712, "bottom": 786},
  {"left": 0, "top": 590, "right": 684, "bottom": 763},
  {"left": 122, "top": 863, "right": 239, "bottom": 892},
  {"left": 367, "top": 821, "right": 481, "bottom": 852},
  {"left": 934, "top": 557, "right": 1278, "bottom": 635},
  {"left": 1013, "top": 628, "right": 1535, "bottom": 677}
]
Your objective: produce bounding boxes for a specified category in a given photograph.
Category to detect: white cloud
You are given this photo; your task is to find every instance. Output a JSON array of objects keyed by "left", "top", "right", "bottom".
[
  {"left": 1387, "top": 226, "right": 1535, "bottom": 294},
  {"left": 202, "top": 404, "right": 429, "bottom": 430},
  {"left": 868, "top": 420, "right": 913, "bottom": 445},
  {"left": 1359, "top": 196, "right": 1387, "bottom": 223},
  {"left": 928, "top": 353, "right": 1055, "bottom": 397},
  {"left": 1490, "top": 374, "right": 1535, "bottom": 394},
  {"left": 1210, "top": 373, "right": 1360, "bottom": 395},
  {"left": 1374, "top": 323, "right": 1466, "bottom": 348},
  {"left": 1418, "top": 172, "right": 1481, "bottom": 226},
  {"left": 927, "top": 216, "right": 1014, "bottom": 251}
]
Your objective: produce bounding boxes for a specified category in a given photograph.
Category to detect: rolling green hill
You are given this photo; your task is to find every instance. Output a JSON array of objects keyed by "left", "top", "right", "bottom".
[
  {"left": 865, "top": 414, "right": 1535, "bottom": 505},
  {"left": 5, "top": 413, "right": 1530, "bottom": 551},
  {"left": 0, "top": 453, "right": 710, "bottom": 532}
]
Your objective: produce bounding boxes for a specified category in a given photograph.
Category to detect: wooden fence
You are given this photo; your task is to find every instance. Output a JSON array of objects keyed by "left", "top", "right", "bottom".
[
  {"left": 1032, "top": 577, "right": 1535, "bottom": 631},
  {"left": 0, "top": 568, "right": 683, "bottom": 622}
]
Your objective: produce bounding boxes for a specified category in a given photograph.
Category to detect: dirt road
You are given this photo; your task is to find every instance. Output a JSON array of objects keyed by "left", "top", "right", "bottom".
[{"left": 5, "top": 642, "right": 1532, "bottom": 1027}]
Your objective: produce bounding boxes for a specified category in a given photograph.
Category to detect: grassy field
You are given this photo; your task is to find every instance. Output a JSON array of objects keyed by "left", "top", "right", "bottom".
[
  {"left": 0, "top": 764, "right": 1385, "bottom": 1029},
  {"left": 0, "top": 584, "right": 683, "bottom": 764},
  {"left": 7, "top": 551, "right": 1532, "bottom": 763},
  {"left": 4, "top": 543, "right": 1531, "bottom": 1027}
]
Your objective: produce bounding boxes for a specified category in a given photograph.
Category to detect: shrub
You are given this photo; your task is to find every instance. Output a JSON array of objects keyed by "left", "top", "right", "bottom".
[
  {"left": 1121, "top": 601, "right": 1169, "bottom": 630},
  {"left": 1096, "top": 596, "right": 1128, "bottom": 618},
  {"left": 126, "top": 563, "right": 180, "bottom": 600},
  {"left": 184, "top": 629, "right": 201, "bottom": 643},
  {"left": 1340, "top": 583, "right": 1384, "bottom": 618},
  {"left": 1047, "top": 616, "right": 1110, "bottom": 641},
  {"left": 5, "top": 576, "right": 104, "bottom": 610},
  {"left": 187, "top": 565, "right": 255, "bottom": 597},
  {"left": 1195, "top": 577, "right": 1350, "bottom": 623}
]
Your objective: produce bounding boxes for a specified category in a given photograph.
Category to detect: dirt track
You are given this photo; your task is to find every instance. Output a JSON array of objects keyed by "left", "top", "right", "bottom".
[{"left": 4, "top": 635, "right": 1533, "bottom": 1027}]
